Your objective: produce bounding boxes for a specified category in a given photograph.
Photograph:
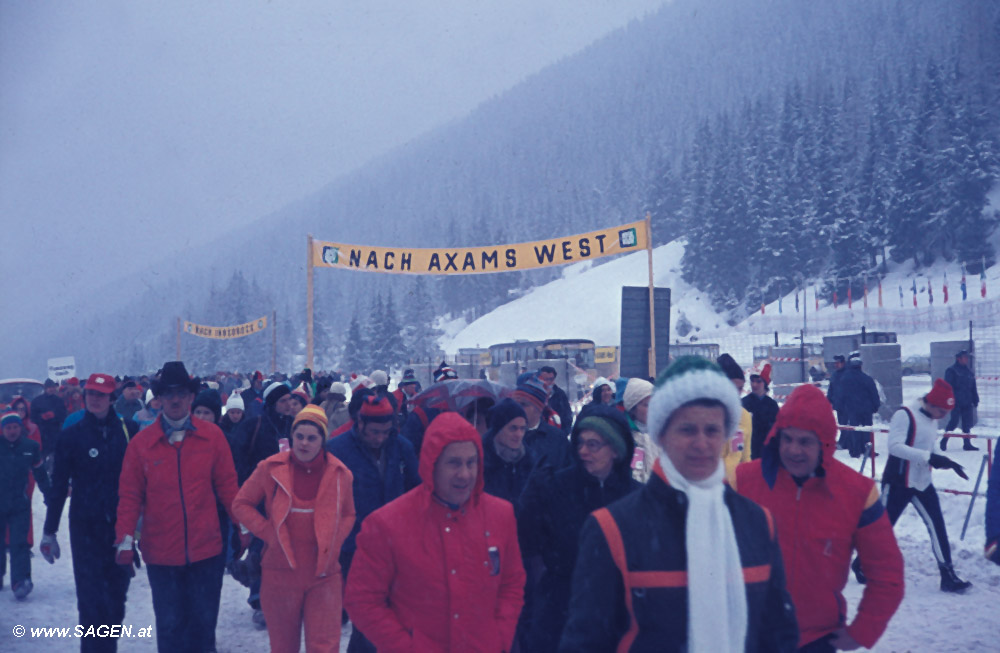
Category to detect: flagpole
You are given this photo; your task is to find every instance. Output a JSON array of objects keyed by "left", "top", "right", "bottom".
[
  {"left": 176, "top": 317, "right": 181, "bottom": 360},
  {"left": 307, "top": 234, "right": 315, "bottom": 370},
  {"left": 272, "top": 309, "right": 277, "bottom": 374},
  {"left": 645, "top": 213, "right": 656, "bottom": 379}
]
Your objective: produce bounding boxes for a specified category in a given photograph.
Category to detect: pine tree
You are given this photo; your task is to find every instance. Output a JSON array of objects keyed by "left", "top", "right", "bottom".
[
  {"left": 380, "top": 290, "right": 408, "bottom": 372},
  {"left": 366, "top": 293, "right": 386, "bottom": 371},
  {"left": 342, "top": 308, "right": 369, "bottom": 375}
]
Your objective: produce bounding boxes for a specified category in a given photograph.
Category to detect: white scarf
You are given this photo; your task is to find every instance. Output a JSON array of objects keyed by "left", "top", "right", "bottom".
[{"left": 658, "top": 452, "right": 747, "bottom": 653}]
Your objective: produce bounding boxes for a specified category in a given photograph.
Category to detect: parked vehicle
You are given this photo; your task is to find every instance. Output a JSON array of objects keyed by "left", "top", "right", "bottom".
[{"left": 901, "top": 355, "right": 931, "bottom": 376}]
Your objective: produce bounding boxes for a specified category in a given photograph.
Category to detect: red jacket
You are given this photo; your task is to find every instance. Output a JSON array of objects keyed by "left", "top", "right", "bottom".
[
  {"left": 735, "top": 448, "right": 904, "bottom": 648},
  {"left": 232, "top": 450, "right": 355, "bottom": 577},
  {"left": 116, "top": 416, "right": 240, "bottom": 566},
  {"left": 344, "top": 412, "right": 525, "bottom": 653}
]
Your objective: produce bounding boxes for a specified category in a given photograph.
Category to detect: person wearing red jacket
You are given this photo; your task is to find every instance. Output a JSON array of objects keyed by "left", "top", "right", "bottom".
[
  {"left": 344, "top": 411, "right": 525, "bottom": 653},
  {"left": 233, "top": 404, "right": 355, "bottom": 653},
  {"left": 115, "top": 361, "right": 240, "bottom": 653},
  {"left": 735, "top": 384, "right": 905, "bottom": 652}
]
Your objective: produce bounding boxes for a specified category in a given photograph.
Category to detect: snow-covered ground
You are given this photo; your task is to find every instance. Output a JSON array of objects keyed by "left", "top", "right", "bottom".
[{"left": 2, "top": 376, "right": 997, "bottom": 651}]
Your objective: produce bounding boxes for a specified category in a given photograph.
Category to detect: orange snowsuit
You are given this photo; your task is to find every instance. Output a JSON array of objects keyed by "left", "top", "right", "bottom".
[{"left": 232, "top": 451, "right": 355, "bottom": 653}]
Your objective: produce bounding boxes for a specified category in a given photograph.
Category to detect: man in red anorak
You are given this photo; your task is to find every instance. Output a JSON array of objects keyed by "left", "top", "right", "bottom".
[
  {"left": 345, "top": 412, "right": 525, "bottom": 652},
  {"left": 735, "top": 384, "right": 904, "bottom": 651}
]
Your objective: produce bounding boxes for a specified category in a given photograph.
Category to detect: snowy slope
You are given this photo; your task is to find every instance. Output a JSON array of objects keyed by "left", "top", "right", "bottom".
[
  {"left": 445, "top": 239, "right": 724, "bottom": 350},
  {"left": 445, "top": 227, "right": 1000, "bottom": 361}
]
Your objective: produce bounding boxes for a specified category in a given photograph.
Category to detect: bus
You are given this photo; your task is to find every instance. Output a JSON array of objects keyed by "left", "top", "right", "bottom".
[{"left": 488, "top": 339, "right": 596, "bottom": 371}]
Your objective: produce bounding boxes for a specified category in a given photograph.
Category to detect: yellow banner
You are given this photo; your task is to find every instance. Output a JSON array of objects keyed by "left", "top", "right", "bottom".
[
  {"left": 183, "top": 316, "right": 268, "bottom": 340},
  {"left": 311, "top": 220, "right": 647, "bottom": 274},
  {"left": 595, "top": 346, "right": 618, "bottom": 363}
]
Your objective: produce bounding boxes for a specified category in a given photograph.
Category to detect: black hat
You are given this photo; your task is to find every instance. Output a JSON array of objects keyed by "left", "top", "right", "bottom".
[
  {"left": 716, "top": 354, "right": 745, "bottom": 382},
  {"left": 956, "top": 349, "right": 969, "bottom": 358},
  {"left": 44, "top": 378, "right": 58, "bottom": 388},
  {"left": 833, "top": 355, "right": 846, "bottom": 363},
  {"left": 151, "top": 361, "right": 200, "bottom": 397}
]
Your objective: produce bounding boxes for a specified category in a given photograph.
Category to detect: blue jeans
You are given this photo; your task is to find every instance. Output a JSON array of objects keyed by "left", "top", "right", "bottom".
[{"left": 146, "top": 553, "right": 225, "bottom": 652}]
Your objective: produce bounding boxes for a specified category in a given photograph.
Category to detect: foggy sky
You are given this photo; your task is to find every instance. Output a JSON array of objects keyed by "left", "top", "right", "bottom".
[{"left": 0, "top": 0, "right": 664, "bottom": 321}]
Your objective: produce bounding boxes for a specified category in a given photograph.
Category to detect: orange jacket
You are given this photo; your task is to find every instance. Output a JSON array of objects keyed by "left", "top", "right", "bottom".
[
  {"left": 116, "top": 417, "right": 239, "bottom": 566},
  {"left": 232, "top": 451, "right": 355, "bottom": 576},
  {"left": 345, "top": 412, "right": 525, "bottom": 653}
]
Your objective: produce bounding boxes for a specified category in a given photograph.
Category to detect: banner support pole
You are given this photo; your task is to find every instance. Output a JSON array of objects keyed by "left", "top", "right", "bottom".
[
  {"left": 307, "top": 235, "right": 315, "bottom": 370},
  {"left": 176, "top": 317, "right": 181, "bottom": 360},
  {"left": 645, "top": 213, "right": 656, "bottom": 379},
  {"left": 272, "top": 309, "right": 277, "bottom": 374}
]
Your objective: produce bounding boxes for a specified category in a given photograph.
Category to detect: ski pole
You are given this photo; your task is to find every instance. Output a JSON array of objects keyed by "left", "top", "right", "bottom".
[{"left": 960, "top": 454, "right": 989, "bottom": 541}]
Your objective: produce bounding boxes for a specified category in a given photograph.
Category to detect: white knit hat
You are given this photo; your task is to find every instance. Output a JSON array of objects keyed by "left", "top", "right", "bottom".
[
  {"left": 349, "top": 375, "right": 373, "bottom": 392},
  {"left": 225, "top": 393, "right": 244, "bottom": 412},
  {"left": 145, "top": 388, "right": 155, "bottom": 404},
  {"left": 370, "top": 370, "right": 389, "bottom": 386},
  {"left": 623, "top": 378, "right": 654, "bottom": 412},
  {"left": 329, "top": 382, "right": 348, "bottom": 396},
  {"left": 646, "top": 356, "right": 743, "bottom": 441}
]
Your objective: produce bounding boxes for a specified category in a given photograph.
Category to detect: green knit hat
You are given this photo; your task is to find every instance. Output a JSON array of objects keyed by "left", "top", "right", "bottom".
[
  {"left": 647, "top": 356, "right": 743, "bottom": 441},
  {"left": 576, "top": 416, "right": 628, "bottom": 461}
]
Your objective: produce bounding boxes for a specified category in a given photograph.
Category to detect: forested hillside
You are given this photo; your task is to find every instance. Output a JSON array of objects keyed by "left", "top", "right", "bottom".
[{"left": 654, "top": 10, "right": 1000, "bottom": 314}]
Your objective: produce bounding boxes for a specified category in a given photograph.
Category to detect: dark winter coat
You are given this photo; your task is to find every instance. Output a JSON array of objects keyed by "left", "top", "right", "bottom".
[
  {"left": 1, "top": 434, "right": 50, "bottom": 513},
  {"left": 826, "top": 367, "right": 846, "bottom": 412},
  {"left": 558, "top": 461, "right": 799, "bottom": 653},
  {"left": 945, "top": 361, "right": 979, "bottom": 408},
  {"left": 523, "top": 421, "right": 571, "bottom": 471},
  {"left": 44, "top": 409, "right": 137, "bottom": 535},
  {"left": 987, "top": 448, "right": 1000, "bottom": 555},
  {"left": 837, "top": 367, "right": 880, "bottom": 426},
  {"left": 232, "top": 405, "right": 292, "bottom": 485},
  {"left": 742, "top": 393, "right": 780, "bottom": 459},
  {"left": 325, "top": 425, "right": 420, "bottom": 563},
  {"left": 30, "top": 391, "right": 67, "bottom": 455},
  {"left": 481, "top": 431, "right": 537, "bottom": 514},
  {"left": 518, "top": 404, "right": 640, "bottom": 652},
  {"left": 240, "top": 386, "right": 265, "bottom": 419},
  {"left": 399, "top": 405, "right": 442, "bottom": 457},
  {"left": 548, "top": 383, "right": 574, "bottom": 435},
  {"left": 113, "top": 396, "right": 144, "bottom": 422}
]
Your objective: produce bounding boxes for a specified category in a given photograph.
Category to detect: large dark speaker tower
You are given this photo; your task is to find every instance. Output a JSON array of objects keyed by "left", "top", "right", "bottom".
[{"left": 620, "top": 286, "right": 670, "bottom": 379}]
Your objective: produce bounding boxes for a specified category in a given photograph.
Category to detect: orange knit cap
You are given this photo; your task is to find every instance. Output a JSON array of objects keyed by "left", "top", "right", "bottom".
[{"left": 292, "top": 404, "right": 329, "bottom": 438}]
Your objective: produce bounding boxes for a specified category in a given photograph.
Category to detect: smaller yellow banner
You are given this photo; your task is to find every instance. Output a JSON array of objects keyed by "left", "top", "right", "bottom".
[
  {"left": 595, "top": 346, "right": 618, "bottom": 364},
  {"left": 311, "top": 220, "right": 648, "bottom": 275},
  {"left": 183, "top": 316, "right": 268, "bottom": 340}
]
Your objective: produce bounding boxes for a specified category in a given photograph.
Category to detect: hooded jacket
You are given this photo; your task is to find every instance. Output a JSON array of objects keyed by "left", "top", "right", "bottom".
[
  {"left": 734, "top": 385, "right": 904, "bottom": 648},
  {"left": 232, "top": 450, "right": 355, "bottom": 577},
  {"left": 344, "top": 412, "right": 525, "bottom": 653}
]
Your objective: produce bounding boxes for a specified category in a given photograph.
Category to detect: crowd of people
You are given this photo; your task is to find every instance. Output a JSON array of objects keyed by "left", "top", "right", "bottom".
[{"left": 0, "top": 350, "right": 994, "bottom": 652}]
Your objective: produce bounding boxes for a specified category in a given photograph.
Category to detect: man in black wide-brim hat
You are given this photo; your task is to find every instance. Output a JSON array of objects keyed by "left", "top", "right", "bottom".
[{"left": 114, "top": 361, "right": 241, "bottom": 652}]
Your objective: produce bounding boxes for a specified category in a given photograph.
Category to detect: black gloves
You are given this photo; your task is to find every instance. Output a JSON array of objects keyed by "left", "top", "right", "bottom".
[{"left": 929, "top": 453, "right": 969, "bottom": 480}]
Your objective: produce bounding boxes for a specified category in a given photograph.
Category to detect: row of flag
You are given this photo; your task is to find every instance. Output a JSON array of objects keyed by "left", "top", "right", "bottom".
[{"left": 762, "top": 259, "right": 989, "bottom": 314}]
